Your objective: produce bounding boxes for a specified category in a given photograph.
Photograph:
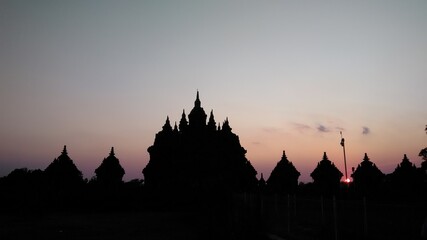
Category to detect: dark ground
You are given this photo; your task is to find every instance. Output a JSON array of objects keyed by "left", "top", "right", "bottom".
[
  {"left": 0, "top": 209, "right": 269, "bottom": 240},
  {"left": 0, "top": 211, "right": 199, "bottom": 240}
]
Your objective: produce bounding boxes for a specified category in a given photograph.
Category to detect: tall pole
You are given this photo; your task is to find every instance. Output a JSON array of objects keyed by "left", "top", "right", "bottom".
[{"left": 340, "top": 131, "right": 348, "bottom": 182}]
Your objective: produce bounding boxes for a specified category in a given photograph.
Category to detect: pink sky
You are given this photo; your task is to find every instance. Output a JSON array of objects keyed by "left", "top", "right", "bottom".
[{"left": 1, "top": 1, "right": 426, "bottom": 183}]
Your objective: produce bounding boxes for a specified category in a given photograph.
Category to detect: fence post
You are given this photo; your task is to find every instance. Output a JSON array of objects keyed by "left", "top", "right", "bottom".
[
  {"left": 293, "top": 194, "right": 297, "bottom": 217},
  {"left": 363, "top": 196, "right": 368, "bottom": 238},
  {"left": 274, "top": 193, "right": 278, "bottom": 217},
  {"left": 320, "top": 195, "right": 325, "bottom": 225},
  {"left": 260, "top": 194, "right": 264, "bottom": 219},
  {"left": 333, "top": 196, "right": 338, "bottom": 240},
  {"left": 287, "top": 194, "right": 291, "bottom": 234}
]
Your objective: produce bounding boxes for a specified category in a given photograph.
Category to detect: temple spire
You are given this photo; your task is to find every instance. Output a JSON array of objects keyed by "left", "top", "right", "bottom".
[
  {"left": 222, "top": 117, "right": 232, "bottom": 132},
  {"left": 403, "top": 154, "right": 409, "bottom": 161},
  {"left": 173, "top": 122, "right": 178, "bottom": 132},
  {"left": 162, "top": 116, "right": 172, "bottom": 132},
  {"left": 62, "top": 145, "right": 68, "bottom": 155},
  {"left": 188, "top": 91, "right": 207, "bottom": 128},
  {"left": 322, "top": 152, "right": 328, "bottom": 161},
  {"left": 363, "top": 153, "right": 369, "bottom": 161},
  {"left": 195, "top": 90, "right": 201, "bottom": 108},
  {"left": 281, "top": 150, "right": 289, "bottom": 162},
  {"left": 207, "top": 109, "right": 216, "bottom": 131},
  {"left": 179, "top": 109, "right": 188, "bottom": 132},
  {"left": 110, "top": 147, "right": 115, "bottom": 156}
]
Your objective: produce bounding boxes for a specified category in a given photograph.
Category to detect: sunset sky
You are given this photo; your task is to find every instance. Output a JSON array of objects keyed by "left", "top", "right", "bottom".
[{"left": 1, "top": 1, "right": 426, "bottom": 183}]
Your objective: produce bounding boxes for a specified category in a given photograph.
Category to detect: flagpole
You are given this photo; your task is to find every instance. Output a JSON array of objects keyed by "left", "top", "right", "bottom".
[{"left": 340, "top": 131, "right": 348, "bottom": 182}]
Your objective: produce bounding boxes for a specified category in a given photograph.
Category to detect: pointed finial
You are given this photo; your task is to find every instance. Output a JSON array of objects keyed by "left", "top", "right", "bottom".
[
  {"left": 207, "top": 109, "right": 216, "bottom": 130},
  {"left": 403, "top": 154, "right": 408, "bottom": 161},
  {"left": 260, "top": 173, "right": 264, "bottom": 180},
  {"left": 110, "top": 147, "right": 115, "bottom": 156},
  {"left": 322, "top": 152, "right": 328, "bottom": 160},
  {"left": 165, "top": 116, "right": 171, "bottom": 126},
  {"left": 363, "top": 153, "right": 369, "bottom": 161},
  {"left": 281, "top": 150, "right": 289, "bottom": 162},
  {"left": 162, "top": 116, "right": 172, "bottom": 131},
  {"left": 222, "top": 117, "right": 232, "bottom": 131},
  {"left": 182, "top": 109, "right": 186, "bottom": 116},
  {"left": 209, "top": 110, "right": 215, "bottom": 121},
  {"left": 62, "top": 145, "right": 68, "bottom": 155},
  {"left": 195, "top": 90, "right": 201, "bottom": 107}
]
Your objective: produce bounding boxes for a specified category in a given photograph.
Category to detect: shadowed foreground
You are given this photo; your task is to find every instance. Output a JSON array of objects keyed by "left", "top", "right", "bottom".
[
  {"left": 0, "top": 210, "right": 268, "bottom": 240},
  {"left": 0, "top": 211, "right": 197, "bottom": 240}
]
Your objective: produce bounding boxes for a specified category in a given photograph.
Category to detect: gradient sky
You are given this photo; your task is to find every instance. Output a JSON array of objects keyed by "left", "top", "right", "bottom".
[{"left": 1, "top": 1, "right": 426, "bottom": 183}]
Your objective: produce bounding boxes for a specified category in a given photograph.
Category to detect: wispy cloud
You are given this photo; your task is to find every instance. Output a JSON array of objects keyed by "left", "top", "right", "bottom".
[
  {"left": 262, "top": 127, "right": 280, "bottom": 133},
  {"left": 317, "top": 124, "right": 330, "bottom": 133},
  {"left": 292, "top": 123, "right": 312, "bottom": 133},
  {"left": 251, "top": 141, "right": 261, "bottom": 145},
  {"left": 362, "top": 126, "right": 370, "bottom": 135},
  {"left": 292, "top": 122, "right": 343, "bottom": 134}
]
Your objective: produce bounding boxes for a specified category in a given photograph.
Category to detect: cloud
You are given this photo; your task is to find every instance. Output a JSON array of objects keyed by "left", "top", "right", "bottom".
[
  {"left": 251, "top": 141, "right": 261, "bottom": 145},
  {"left": 262, "top": 127, "right": 280, "bottom": 133},
  {"left": 292, "top": 123, "right": 312, "bottom": 132},
  {"left": 362, "top": 126, "right": 370, "bottom": 135},
  {"left": 292, "top": 122, "right": 342, "bottom": 134},
  {"left": 317, "top": 124, "right": 330, "bottom": 133}
]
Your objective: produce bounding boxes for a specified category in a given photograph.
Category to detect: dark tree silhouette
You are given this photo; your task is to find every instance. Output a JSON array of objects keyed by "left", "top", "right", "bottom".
[
  {"left": 0, "top": 168, "right": 44, "bottom": 193},
  {"left": 266, "top": 151, "right": 300, "bottom": 194},
  {"left": 95, "top": 147, "right": 125, "bottom": 186},
  {"left": 419, "top": 125, "right": 427, "bottom": 171},
  {"left": 2, "top": 168, "right": 44, "bottom": 185},
  {"left": 421, "top": 148, "right": 427, "bottom": 166},
  {"left": 310, "top": 152, "right": 343, "bottom": 195},
  {"left": 0, "top": 168, "right": 45, "bottom": 211},
  {"left": 143, "top": 91, "right": 258, "bottom": 194},
  {"left": 44, "top": 145, "right": 84, "bottom": 189},
  {"left": 351, "top": 153, "right": 384, "bottom": 196},
  {"left": 420, "top": 125, "right": 427, "bottom": 191}
]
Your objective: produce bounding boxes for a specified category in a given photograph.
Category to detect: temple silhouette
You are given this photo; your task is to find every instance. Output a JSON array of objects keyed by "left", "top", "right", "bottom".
[
  {"left": 44, "top": 145, "right": 84, "bottom": 190},
  {"left": 266, "top": 151, "right": 300, "bottom": 194},
  {"left": 95, "top": 147, "right": 125, "bottom": 186},
  {"left": 351, "top": 153, "right": 384, "bottom": 195},
  {"left": 142, "top": 92, "right": 258, "bottom": 193},
  {"left": 310, "top": 152, "right": 343, "bottom": 195}
]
